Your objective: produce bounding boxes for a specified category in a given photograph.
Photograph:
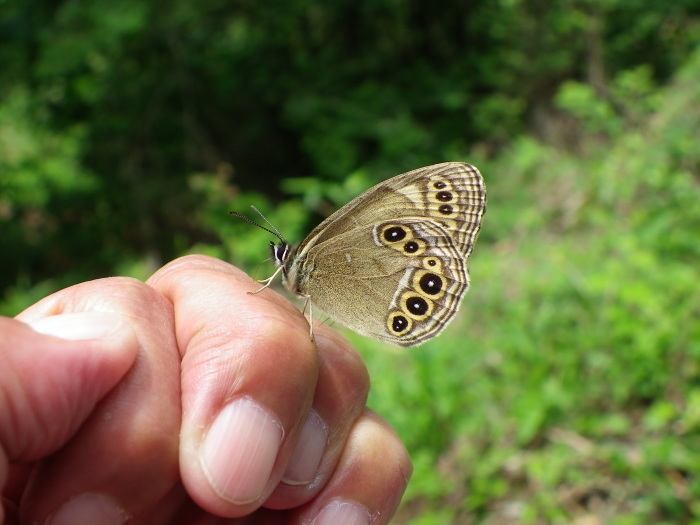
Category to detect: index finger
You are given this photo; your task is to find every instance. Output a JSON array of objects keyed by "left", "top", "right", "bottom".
[{"left": 147, "top": 255, "right": 319, "bottom": 517}]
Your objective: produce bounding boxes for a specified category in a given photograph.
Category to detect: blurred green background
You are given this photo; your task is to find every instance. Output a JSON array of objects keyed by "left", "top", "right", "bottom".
[{"left": 2, "top": 1, "right": 700, "bottom": 523}]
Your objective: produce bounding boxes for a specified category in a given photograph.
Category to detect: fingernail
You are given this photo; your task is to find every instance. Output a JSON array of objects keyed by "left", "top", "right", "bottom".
[
  {"left": 314, "top": 499, "right": 371, "bottom": 525},
  {"left": 283, "top": 411, "right": 328, "bottom": 485},
  {"left": 200, "top": 397, "right": 283, "bottom": 504},
  {"left": 47, "top": 493, "right": 129, "bottom": 525},
  {"left": 27, "top": 312, "right": 127, "bottom": 341}
]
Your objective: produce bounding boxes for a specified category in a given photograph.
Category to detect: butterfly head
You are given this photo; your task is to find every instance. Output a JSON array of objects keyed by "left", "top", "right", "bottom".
[
  {"left": 230, "top": 207, "right": 292, "bottom": 268},
  {"left": 270, "top": 240, "right": 304, "bottom": 291},
  {"left": 270, "top": 241, "right": 291, "bottom": 267}
]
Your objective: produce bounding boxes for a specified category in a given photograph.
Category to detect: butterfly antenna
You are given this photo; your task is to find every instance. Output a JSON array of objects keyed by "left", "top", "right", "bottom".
[
  {"left": 250, "top": 206, "right": 286, "bottom": 240},
  {"left": 228, "top": 207, "right": 286, "bottom": 244}
]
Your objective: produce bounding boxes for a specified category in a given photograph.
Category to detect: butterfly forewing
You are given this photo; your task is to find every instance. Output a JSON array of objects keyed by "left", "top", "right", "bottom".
[{"left": 296, "top": 163, "right": 485, "bottom": 257}]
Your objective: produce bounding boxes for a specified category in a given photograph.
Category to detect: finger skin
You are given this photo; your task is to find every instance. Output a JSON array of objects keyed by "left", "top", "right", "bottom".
[
  {"left": 292, "top": 409, "right": 413, "bottom": 525},
  {"left": 0, "top": 316, "right": 138, "bottom": 525},
  {"left": 263, "top": 327, "right": 370, "bottom": 509},
  {"left": 148, "top": 255, "right": 321, "bottom": 517},
  {"left": 5, "top": 256, "right": 413, "bottom": 523},
  {"left": 0, "top": 317, "right": 137, "bottom": 461},
  {"left": 149, "top": 255, "right": 409, "bottom": 522},
  {"left": 14, "top": 278, "right": 181, "bottom": 523}
]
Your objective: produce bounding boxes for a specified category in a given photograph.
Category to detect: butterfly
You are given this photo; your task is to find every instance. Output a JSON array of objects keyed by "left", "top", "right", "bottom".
[{"left": 232, "top": 162, "right": 486, "bottom": 347}]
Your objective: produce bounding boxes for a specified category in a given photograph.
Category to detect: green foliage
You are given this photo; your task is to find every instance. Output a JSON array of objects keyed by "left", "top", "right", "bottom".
[
  {"left": 3, "top": 0, "right": 700, "bottom": 295},
  {"left": 362, "top": 48, "right": 700, "bottom": 523},
  {"left": 0, "top": 88, "right": 111, "bottom": 299},
  {"left": 2, "top": 1, "right": 700, "bottom": 522}
]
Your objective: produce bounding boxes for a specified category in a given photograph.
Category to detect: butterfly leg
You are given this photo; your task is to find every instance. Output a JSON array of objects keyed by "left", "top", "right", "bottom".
[
  {"left": 249, "top": 265, "right": 284, "bottom": 295},
  {"left": 301, "top": 295, "right": 314, "bottom": 342}
]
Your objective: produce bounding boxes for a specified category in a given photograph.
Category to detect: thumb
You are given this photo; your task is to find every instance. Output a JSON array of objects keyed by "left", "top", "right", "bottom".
[{"left": 0, "top": 313, "right": 138, "bottom": 463}]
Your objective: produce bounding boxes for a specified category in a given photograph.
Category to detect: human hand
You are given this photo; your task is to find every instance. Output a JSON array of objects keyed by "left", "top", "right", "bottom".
[{"left": 5, "top": 255, "right": 412, "bottom": 524}]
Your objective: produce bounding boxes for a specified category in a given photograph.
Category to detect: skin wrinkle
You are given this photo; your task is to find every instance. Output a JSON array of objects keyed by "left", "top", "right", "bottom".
[
  {"left": 156, "top": 275, "right": 308, "bottom": 358},
  {"left": 2, "top": 341, "right": 88, "bottom": 461},
  {"left": 0, "top": 373, "right": 34, "bottom": 460},
  {"left": 182, "top": 312, "right": 312, "bottom": 393},
  {"left": 186, "top": 347, "right": 248, "bottom": 401}
]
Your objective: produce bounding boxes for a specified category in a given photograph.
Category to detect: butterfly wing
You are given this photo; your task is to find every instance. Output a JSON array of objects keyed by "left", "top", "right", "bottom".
[
  {"left": 297, "top": 162, "right": 486, "bottom": 258},
  {"left": 298, "top": 218, "right": 468, "bottom": 346}
]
